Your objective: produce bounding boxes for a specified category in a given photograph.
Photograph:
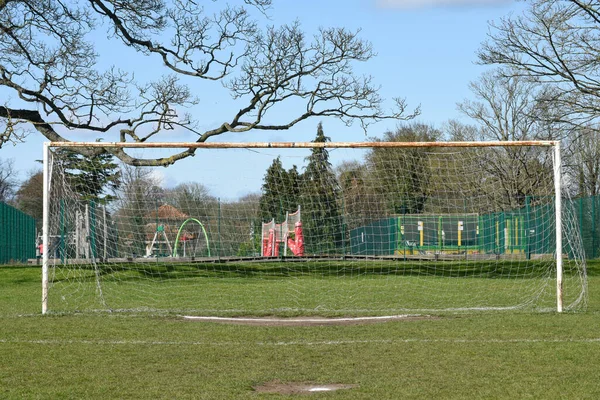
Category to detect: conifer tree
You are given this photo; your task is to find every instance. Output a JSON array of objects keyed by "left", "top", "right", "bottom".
[
  {"left": 301, "top": 123, "right": 344, "bottom": 254},
  {"left": 259, "top": 157, "right": 301, "bottom": 223},
  {"left": 55, "top": 148, "right": 120, "bottom": 205}
]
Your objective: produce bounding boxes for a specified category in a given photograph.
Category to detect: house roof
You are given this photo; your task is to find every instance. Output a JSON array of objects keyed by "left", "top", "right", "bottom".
[{"left": 146, "top": 204, "right": 189, "bottom": 220}]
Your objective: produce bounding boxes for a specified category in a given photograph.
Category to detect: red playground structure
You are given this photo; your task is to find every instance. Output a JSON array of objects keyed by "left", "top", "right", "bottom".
[{"left": 261, "top": 206, "right": 304, "bottom": 257}]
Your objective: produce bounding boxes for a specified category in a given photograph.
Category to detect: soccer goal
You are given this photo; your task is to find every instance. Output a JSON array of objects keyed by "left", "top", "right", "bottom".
[{"left": 41, "top": 141, "right": 587, "bottom": 315}]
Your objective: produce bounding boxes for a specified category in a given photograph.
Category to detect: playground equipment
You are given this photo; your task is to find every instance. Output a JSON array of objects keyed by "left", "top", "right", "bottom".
[
  {"left": 146, "top": 224, "right": 173, "bottom": 257},
  {"left": 350, "top": 207, "right": 556, "bottom": 258},
  {"left": 51, "top": 201, "right": 112, "bottom": 261},
  {"left": 261, "top": 206, "right": 304, "bottom": 257},
  {"left": 173, "top": 218, "right": 211, "bottom": 257}
]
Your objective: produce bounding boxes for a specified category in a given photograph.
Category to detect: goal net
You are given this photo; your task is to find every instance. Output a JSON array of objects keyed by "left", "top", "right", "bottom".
[{"left": 42, "top": 141, "right": 587, "bottom": 315}]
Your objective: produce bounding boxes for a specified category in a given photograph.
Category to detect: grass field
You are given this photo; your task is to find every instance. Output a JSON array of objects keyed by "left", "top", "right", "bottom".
[
  {"left": 1, "top": 261, "right": 599, "bottom": 398},
  {"left": 43, "top": 259, "right": 586, "bottom": 314}
]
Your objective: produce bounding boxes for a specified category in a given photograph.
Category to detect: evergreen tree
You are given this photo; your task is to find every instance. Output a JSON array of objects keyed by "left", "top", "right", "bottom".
[
  {"left": 55, "top": 148, "right": 120, "bottom": 205},
  {"left": 285, "top": 165, "right": 302, "bottom": 213},
  {"left": 259, "top": 157, "right": 301, "bottom": 223},
  {"left": 301, "top": 123, "right": 344, "bottom": 254}
]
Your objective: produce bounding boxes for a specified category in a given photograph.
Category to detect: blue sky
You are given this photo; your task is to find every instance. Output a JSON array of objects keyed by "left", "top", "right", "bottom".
[{"left": 2, "top": 0, "right": 524, "bottom": 199}]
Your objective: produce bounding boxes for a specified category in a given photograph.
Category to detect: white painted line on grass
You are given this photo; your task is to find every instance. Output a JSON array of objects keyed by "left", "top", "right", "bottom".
[{"left": 182, "top": 314, "right": 419, "bottom": 323}]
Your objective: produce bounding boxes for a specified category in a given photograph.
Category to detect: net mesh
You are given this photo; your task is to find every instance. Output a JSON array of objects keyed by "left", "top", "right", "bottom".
[{"left": 45, "top": 144, "right": 587, "bottom": 315}]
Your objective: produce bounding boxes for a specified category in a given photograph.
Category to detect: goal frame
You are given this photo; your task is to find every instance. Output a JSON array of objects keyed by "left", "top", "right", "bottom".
[{"left": 41, "top": 140, "right": 563, "bottom": 314}]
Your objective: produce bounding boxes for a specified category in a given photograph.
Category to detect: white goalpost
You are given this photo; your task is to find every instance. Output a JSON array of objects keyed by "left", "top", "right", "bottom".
[
  {"left": 42, "top": 142, "right": 50, "bottom": 315},
  {"left": 41, "top": 141, "right": 587, "bottom": 315},
  {"left": 553, "top": 143, "right": 564, "bottom": 313}
]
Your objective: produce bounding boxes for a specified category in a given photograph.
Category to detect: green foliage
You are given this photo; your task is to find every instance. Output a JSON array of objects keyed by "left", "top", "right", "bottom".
[
  {"left": 56, "top": 148, "right": 120, "bottom": 205},
  {"left": 259, "top": 157, "right": 301, "bottom": 222},
  {"left": 236, "top": 239, "right": 260, "bottom": 257},
  {"left": 258, "top": 123, "right": 347, "bottom": 254},
  {"left": 300, "top": 123, "right": 344, "bottom": 253},
  {"left": 367, "top": 123, "right": 442, "bottom": 214}
]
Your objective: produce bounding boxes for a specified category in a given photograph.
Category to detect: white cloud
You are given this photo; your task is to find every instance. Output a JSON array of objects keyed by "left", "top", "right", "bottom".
[
  {"left": 149, "top": 169, "right": 165, "bottom": 186},
  {"left": 376, "top": 0, "right": 513, "bottom": 9}
]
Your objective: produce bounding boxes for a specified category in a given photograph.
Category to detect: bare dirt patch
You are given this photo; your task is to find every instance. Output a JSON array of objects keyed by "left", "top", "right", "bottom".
[
  {"left": 182, "top": 314, "right": 437, "bottom": 326},
  {"left": 253, "top": 380, "right": 357, "bottom": 395}
]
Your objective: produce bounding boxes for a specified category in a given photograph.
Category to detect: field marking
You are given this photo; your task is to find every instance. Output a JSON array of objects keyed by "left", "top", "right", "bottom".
[
  {"left": 183, "top": 315, "right": 418, "bottom": 322},
  {"left": 1, "top": 338, "right": 599, "bottom": 346},
  {"left": 181, "top": 314, "right": 432, "bottom": 325}
]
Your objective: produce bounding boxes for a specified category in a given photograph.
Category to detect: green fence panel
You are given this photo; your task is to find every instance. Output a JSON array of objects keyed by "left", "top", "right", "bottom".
[
  {"left": 576, "top": 196, "right": 600, "bottom": 259},
  {"left": 349, "top": 217, "right": 397, "bottom": 256},
  {"left": 398, "top": 214, "right": 479, "bottom": 249},
  {"left": 0, "top": 201, "right": 37, "bottom": 264},
  {"left": 346, "top": 195, "right": 600, "bottom": 259}
]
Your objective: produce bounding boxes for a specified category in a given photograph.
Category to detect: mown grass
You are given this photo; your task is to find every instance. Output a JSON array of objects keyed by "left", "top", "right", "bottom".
[
  {"left": 0, "top": 261, "right": 599, "bottom": 398},
  {"left": 42, "top": 259, "right": 586, "bottom": 315}
]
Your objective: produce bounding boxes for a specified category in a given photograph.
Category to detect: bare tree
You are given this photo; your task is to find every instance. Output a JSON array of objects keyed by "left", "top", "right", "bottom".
[
  {"left": 166, "top": 182, "right": 217, "bottom": 218},
  {"left": 478, "top": 0, "right": 600, "bottom": 130},
  {"left": 114, "top": 164, "right": 164, "bottom": 255},
  {"left": 0, "top": 158, "right": 16, "bottom": 202},
  {"left": 455, "top": 71, "right": 556, "bottom": 209},
  {"left": 457, "top": 71, "right": 555, "bottom": 141},
  {"left": 566, "top": 127, "right": 600, "bottom": 197},
  {"left": 0, "top": 1, "right": 418, "bottom": 166}
]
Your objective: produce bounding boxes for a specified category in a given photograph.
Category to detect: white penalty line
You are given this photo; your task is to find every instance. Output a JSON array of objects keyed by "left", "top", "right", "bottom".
[
  {"left": 182, "top": 315, "right": 420, "bottom": 323},
  {"left": 1, "top": 338, "right": 599, "bottom": 346}
]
